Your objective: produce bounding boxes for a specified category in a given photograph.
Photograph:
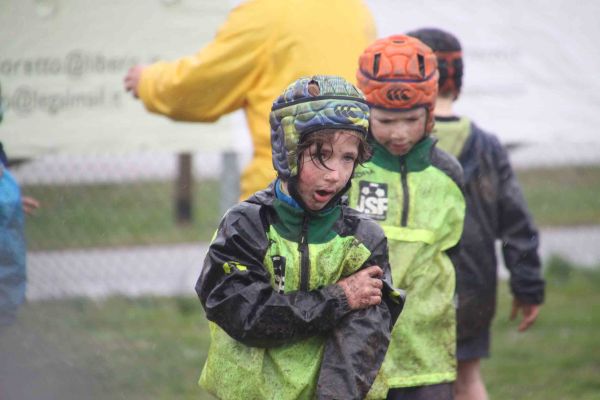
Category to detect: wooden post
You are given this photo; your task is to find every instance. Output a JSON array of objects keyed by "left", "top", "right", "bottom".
[
  {"left": 175, "top": 152, "right": 193, "bottom": 224},
  {"left": 220, "top": 151, "right": 240, "bottom": 216}
]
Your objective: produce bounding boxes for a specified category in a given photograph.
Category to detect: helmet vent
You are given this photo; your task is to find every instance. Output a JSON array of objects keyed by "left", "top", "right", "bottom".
[
  {"left": 308, "top": 80, "right": 320, "bottom": 96},
  {"left": 417, "top": 54, "right": 425, "bottom": 78},
  {"left": 373, "top": 53, "right": 381, "bottom": 76}
]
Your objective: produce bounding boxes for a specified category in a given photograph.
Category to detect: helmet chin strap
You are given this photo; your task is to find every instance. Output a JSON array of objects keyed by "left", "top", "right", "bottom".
[{"left": 424, "top": 108, "right": 432, "bottom": 137}]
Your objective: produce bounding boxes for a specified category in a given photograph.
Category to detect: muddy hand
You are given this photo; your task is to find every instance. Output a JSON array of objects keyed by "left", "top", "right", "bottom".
[{"left": 337, "top": 265, "right": 384, "bottom": 310}]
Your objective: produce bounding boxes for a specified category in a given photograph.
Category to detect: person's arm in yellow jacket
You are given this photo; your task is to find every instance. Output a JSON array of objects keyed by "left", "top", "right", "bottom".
[{"left": 125, "top": 0, "right": 275, "bottom": 122}]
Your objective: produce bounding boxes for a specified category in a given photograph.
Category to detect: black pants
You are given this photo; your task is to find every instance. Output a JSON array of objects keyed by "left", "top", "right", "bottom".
[{"left": 386, "top": 382, "right": 454, "bottom": 400}]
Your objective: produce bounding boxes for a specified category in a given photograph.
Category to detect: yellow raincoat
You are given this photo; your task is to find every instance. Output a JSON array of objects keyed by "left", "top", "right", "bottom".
[{"left": 137, "top": 0, "right": 376, "bottom": 199}]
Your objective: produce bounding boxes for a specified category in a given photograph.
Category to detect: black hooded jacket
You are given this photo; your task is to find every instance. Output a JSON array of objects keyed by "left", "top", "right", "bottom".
[
  {"left": 196, "top": 184, "right": 404, "bottom": 399},
  {"left": 437, "top": 118, "right": 545, "bottom": 339}
]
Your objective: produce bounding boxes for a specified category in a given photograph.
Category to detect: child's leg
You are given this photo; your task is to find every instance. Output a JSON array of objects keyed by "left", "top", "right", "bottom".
[
  {"left": 386, "top": 383, "right": 453, "bottom": 400},
  {"left": 455, "top": 330, "right": 490, "bottom": 400},
  {"left": 455, "top": 359, "right": 488, "bottom": 400}
]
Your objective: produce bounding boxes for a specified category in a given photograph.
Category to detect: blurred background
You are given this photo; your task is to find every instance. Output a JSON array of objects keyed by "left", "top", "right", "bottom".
[{"left": 1, "top": 0, "right": 599, "bottom": 399}]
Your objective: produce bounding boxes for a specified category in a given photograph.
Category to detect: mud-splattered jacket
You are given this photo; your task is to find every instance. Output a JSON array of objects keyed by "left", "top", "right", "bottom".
[
  {"left": 348, "top": 136, "right": 465, "bottom": 396},
  {"left": 196, "top": 183, "right": 403, "bottom": 400},
  {"left": 434, "top": 116, "right": 545, "bottom": 340}
]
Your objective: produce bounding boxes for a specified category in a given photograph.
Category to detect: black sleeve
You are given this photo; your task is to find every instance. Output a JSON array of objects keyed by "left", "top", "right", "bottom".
[
  {"left": 431, "top": 145, "right": 465, "bottom": 192},
  {"left": 431, "top": 145, "right": 466, "bottom": 257},
  {"left": 493, "top": 138, "right": 545, "bottom": 304},
  {"left": 0, "top": 143, "right": 8, "bottom": 167},
  {"left": 196, "top": 203, "right": 353, "bottom": 348},
  {"left": 316, "top": 220, "right": 404, "bottom": 400}
]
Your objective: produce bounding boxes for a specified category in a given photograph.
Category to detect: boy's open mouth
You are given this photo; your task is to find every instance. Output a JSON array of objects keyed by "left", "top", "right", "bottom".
[{"left": 314, "top": 189, "right": 334, "bottom": 202}]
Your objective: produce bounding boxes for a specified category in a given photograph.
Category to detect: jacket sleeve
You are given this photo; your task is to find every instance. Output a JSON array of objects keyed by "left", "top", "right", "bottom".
[
  {"left": 196, "top": 204, "right": 353, "bottom": 348},
  {"left": 138, "top": 0, "right": 274, "bottom": 121},
  {"left": 316, "top": 222, "right": 404, "bottom": 400},
  {"left": 493, "top": 138, "right": 545, "bottom": 304}
]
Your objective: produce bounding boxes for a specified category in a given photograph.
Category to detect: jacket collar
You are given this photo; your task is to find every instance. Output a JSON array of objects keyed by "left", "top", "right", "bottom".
[
  {"left": 432, "top": 116, "right": 471, "bottom": 159},
  {"left": 370, "top": 136, "right": 435, "bottom": 172},
  {"left": 247, "top": 181, "right": 341, "bottom": 243}
]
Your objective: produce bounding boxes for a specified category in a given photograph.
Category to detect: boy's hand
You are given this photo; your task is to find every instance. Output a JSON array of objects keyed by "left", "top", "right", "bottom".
[
  {"left": 337, "top": 265, "right": 384, "bottom": 310},
  {"left": 124, "top": 65, "right": 146, "bottom": 98},
  {"left": 22, "top": 196, "right": 40, "bottom": 215},
  {"left": 510, "top": 298, "right": 540, "bottom": 332}
]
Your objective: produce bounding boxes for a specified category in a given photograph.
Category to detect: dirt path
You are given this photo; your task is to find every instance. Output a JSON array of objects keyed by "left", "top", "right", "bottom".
[{"left": 26, "top": 226, "right": 600, "bottom": 301}]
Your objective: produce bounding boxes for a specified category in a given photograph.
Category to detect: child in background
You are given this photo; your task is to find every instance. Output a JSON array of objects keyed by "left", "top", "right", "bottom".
[
  {"left": 196, "top": 75, "right": 403, "bottom": 400},
  {"left": 407, "top": 27, "right": 545, "bottom": 400},
  {"left": 349, "top": 35, "right": 466, "bottom": 399},
  {"left": 0, "top": 85, "right": 27, "bottom": 331}
]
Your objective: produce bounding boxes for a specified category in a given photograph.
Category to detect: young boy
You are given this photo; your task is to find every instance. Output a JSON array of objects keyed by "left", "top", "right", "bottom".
[
  {"left": 349, "top": 35, "right": 466, "bottom": 399},
  {"left": 196, "top": 75, "right": 404, "bottom": 400},
  {"left": 407, "top": 28, "right": 545, "bottom": 400}
]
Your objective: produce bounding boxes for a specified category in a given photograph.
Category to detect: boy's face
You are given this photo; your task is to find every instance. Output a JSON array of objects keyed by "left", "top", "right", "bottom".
[
  {"left": 370, "top": 107, "right": 427, "bottom": 156},
  {"left": 296, "top": 131, "right": 360, "bottom": 211}
]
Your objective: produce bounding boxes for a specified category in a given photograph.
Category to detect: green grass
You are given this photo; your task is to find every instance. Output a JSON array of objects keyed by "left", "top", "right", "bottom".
[
  {"left": 2, "top": 259, "right": 599, "bottom": 399},
  {"left": 482, "top": 258, "right": 600, "bottom": 399},
  {"left": 0, "top": 297, "right": 216, "bottom": 400},
  {"left": 23, "top": 180, "right": 222, "bottom": 251},
  {"left": 516, "top": 165, "right": 600, "bottom": 226},
  {"left": 21, "top": 165, "right": 600, "bottom": 250}
]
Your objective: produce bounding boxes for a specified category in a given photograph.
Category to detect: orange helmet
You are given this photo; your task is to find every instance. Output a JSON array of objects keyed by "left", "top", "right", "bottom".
[{"left": 357, "top": 35, "right": 439, "bottom": 132}]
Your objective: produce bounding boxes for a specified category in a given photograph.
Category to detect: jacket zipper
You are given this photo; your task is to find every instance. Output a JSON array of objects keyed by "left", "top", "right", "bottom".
[
  {"left": 400, "top": 157, "right": 409, "bottom": 227},
  {"left": 299, "top": 214, "right": 310, "bottom": 291}
]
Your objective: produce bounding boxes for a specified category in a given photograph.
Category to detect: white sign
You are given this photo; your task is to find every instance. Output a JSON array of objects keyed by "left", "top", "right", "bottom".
[{"left": 0, "top": 0, "right": 235, "bottom": 159}]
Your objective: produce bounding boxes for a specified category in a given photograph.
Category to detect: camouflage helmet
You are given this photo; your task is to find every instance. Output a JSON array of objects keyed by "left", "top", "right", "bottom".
[{"left": 270, "top": 75, "right": 370, "bottom": 179}]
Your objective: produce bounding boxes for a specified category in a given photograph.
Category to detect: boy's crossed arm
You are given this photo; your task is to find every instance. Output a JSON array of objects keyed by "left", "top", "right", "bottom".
[
  {"left": 196, "top": 207, "right": 389, "bottom": 349},
  {"left": 318, "top": 236, "right": 404, "bottom": 400},
  {"left": 337, "top": 265, "right": 384, "bottom": 309}
]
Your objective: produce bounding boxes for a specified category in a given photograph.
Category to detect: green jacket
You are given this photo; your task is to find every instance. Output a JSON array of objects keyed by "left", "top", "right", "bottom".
[
  {"left": 196, "top": 184, "right": 403, "bottom": 399},
  {"left": 348, "top": 137, "right": 465, "bottom": 395}
]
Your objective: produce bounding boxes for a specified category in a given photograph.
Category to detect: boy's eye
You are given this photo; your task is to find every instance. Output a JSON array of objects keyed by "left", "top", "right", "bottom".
[
  {"left": 320, "top": 149, "right": 332, "bottom": 159},
  {"left": 343, "top": 154, "right": 357, "bottom": 162}
]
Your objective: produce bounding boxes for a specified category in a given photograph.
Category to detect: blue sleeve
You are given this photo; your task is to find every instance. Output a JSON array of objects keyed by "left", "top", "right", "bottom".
[{"left": 0, "top": 168, "right": 27, "bottom": 327}]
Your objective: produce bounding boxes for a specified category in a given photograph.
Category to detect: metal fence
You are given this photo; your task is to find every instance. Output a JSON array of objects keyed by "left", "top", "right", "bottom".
[
  {"left": 5, "top": 148, "right": 600, "bottom": 302},
  {"left": 12, "top": 150, "right": 242, "bottom": 301}
]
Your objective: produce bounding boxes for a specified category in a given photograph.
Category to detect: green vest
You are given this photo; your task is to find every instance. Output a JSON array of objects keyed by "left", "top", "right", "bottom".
[
  {"left": 200, "top": 199, "right": 377, "bottom": 399},
  {"left": 432, "top": 116, "right": 471, "bottom": 158},
  {"left": 348, "top": 137, "right": 465, "bottom": 395}
]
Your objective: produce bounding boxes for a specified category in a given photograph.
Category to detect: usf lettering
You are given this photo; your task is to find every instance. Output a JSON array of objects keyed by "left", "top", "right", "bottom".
[{"left": 356, "top": 181, "right": 388, "bottom": 221}]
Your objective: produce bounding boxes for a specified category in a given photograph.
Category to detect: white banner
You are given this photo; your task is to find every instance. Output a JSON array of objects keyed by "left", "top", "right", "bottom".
[{"left": 0, "top": 0, "right": 234, "bottom": 159}]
